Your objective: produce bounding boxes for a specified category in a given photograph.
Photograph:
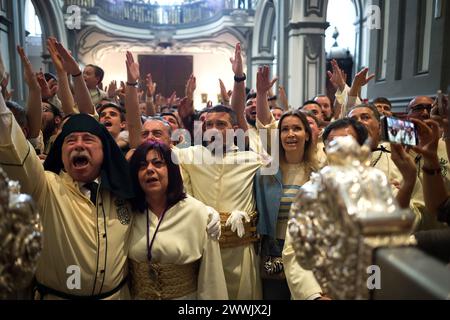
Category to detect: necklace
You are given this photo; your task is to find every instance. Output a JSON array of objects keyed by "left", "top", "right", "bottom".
[
  {"left": 371, "top": 150, "right": 383, "bottom": 167},
  {"left": 146, "top": 207, "right": 167, "bottom": 281}
]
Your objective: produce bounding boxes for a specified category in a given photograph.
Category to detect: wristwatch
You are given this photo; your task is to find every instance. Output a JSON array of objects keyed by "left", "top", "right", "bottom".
[
  {"left": 234, "top": 73, "right": 246, "bottom": 82},
  {"left": 126, "top": 81, "right": 138, "bottom": 87}
]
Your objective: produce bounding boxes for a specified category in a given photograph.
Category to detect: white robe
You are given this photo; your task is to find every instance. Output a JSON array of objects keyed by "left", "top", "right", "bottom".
[{"left": 128, "top": 196, "right": 228, "bottom": 300}]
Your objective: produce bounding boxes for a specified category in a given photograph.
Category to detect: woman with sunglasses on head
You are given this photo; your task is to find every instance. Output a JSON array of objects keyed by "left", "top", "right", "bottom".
[
  {"left": 127, "top": 141, "right": 228, "bottom": 300},
  {"left": 254, "top": 66, "right": 324, "bottom": 300}
]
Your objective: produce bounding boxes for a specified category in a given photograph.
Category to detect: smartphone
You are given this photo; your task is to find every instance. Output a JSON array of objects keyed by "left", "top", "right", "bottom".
[{"left": 381, "top": 116, "right": 418, "bottom": 146}]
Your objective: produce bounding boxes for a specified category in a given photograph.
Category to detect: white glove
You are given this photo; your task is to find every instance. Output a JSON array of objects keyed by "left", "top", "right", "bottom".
[
  {"left": 225, "top": 210, "right": 250, "bottom": 238},
  {"left": 206, "top": 206, "right": 221, "bottom": 241}
]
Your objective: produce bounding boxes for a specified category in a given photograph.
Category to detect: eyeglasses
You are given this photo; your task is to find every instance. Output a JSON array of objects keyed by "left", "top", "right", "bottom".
[{"left": 410, "top": 104, "right": 432, "bottom": 112}]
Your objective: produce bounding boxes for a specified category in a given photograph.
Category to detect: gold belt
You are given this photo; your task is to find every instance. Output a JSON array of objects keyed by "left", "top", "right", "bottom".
[
  {"left": 219, "top": 211, "right": 259, "bottom": 249},
  {"left": 129, "top": 260, "right": 199, "bottom": 300}
]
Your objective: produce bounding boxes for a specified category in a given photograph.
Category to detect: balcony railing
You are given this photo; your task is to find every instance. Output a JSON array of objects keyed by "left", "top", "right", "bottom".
[{"left": 63, "top": 0, "right": 257, "bottom": 27}]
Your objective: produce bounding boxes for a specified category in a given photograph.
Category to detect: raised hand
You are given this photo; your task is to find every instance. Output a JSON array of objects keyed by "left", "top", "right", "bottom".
[
  {"left": 351, "top": 68, "right": 375, "bottom": 90},
  {"left": 145, "top": 73, "right": 156, "bottom": 97},
  {"left": 256, "top": 65, "right": 278, "bottom": 94},
  {"left": 107, "top": 80, "right": 118, "bottom": 99},
  {"left": 178, "top": 96, "right": 194, "bottom": 120},
  {"left": 126, "top": 51, "right": 140, "bottom": 83},
  {"left": 390, "top": 144, "right": 417, "bottom": 181},
  {"left": 411, "top": 119, "right": 440, "bottom": 160},
  {"left": 47, "top": 37, "right": 65, "bottom": 74},
  {"left": 185, "top": 74, "right": 196, "bottom": 101},
  {"left": 230, "top": 43, "right": 244, "bottom": 76},
  {"left": 327, "top": 59, "right": 346, "bottom": 92},
  {"left": 17, "top": 46, "right": 40, "bottom": 91},
  {"left": 278, "top": 85, "right": 289, "bottom": 110},
  {"left": 430, "top": 94, "right": 449, "bottom": 131},
  {"left": 118, "top": 81, "right": 126, "bottom": 102},
  {"left": 168, "top": 91, "right": 177, "bottom": 107},
  {"left": 54, "top": 41, "right": 82, "bottom": 76},
  {"left": 390, "top": 143, "right": 417, "bottom": 208},
  {"left": 36, "top": 71, "right": 55, "bottom": 99},
  {"left": 17, "top": 45, "right": 41, "bottom": 139},
  {"left": 219, "top": 79, "right": 229, "bottom": 104},
  {"left": 48, "top": 78, "right": 58, "bottom": 96}
]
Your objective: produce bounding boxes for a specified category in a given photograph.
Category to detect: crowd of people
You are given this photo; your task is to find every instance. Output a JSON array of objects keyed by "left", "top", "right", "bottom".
[{"left": 0, "top": 38, "right": 449, "bottom": 300}]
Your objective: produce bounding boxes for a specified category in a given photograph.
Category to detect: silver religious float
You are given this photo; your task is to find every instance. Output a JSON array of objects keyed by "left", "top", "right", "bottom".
[
  {"left": 0, "top": 167, "right": 42, "bottom": 298},
  {"left": 288, "top": 136, "right": 416, "bottom": 300}
]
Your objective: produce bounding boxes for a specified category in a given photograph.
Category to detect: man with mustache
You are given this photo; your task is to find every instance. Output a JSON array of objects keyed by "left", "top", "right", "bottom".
[{"left": 0, "top": 72, "right": 134, "bottom": 298}]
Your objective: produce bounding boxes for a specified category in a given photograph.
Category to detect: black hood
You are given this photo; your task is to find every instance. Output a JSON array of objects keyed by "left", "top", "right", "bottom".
[{"left": 44, "top": 113, "right": 134, "bottom": 200}]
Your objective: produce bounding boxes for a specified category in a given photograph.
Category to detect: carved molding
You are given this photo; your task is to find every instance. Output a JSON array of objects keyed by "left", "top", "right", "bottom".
[
  {"left": 304, "top": 34, "right": 323, "bottom": 60},
  {"left": 304, "top": 0, "right": 325, "bottom": 18},
  {"left": 77, "top": 27, "right": 242, "bottom": 65},
  {"left": 258, "top": 1, "right": 276, "bottom": 54}
]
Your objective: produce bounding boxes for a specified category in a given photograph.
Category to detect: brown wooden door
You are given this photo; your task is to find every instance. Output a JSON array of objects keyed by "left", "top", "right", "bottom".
[{"left": 138, "top": 55, "right": 193, "bottom": 99}]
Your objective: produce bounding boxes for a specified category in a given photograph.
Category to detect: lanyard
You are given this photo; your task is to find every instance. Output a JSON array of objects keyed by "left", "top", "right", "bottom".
[{"left": 146, "top": 207, "right": 167, "bottom": 262}]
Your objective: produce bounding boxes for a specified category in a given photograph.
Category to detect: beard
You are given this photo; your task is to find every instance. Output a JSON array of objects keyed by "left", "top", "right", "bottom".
[{"left": 246, "top": 115, "right": 256, "bottom": 127}]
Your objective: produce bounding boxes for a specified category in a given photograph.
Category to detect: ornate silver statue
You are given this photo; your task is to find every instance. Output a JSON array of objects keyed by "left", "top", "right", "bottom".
[
  {"left": 288, "top": 136, "right": 416, "bottom": 300},
  {"left": 0, "top": 167, "right": 43, "bottom": 298}
]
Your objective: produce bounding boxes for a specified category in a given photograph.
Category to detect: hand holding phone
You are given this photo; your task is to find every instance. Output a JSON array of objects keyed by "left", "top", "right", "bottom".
[{"left": 381, "top": 116, "right": 418, "bottom": 146}]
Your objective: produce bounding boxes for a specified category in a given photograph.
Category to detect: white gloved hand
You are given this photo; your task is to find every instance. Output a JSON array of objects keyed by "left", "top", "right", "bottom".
[
  {"left": 225, "top": 210, "right": 250, "bottom": 238},
  {"left": 206, "top": 206, "right": 221, "bottom": 241}
]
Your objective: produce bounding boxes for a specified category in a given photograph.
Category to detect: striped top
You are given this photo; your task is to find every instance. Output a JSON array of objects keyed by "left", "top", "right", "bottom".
[{"left": 276, "top": 161, "right": 310, "bottom": 239}]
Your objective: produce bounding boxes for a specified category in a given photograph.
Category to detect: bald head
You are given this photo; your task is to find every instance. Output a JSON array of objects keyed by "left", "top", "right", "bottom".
[{"left": 408, "top": 96, "right": 434, "bottom": 120}]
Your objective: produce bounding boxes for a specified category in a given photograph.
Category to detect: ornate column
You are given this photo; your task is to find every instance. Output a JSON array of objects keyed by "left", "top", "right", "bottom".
[{"left": 286, "top": 0, "right": 329, "bottom": 107}]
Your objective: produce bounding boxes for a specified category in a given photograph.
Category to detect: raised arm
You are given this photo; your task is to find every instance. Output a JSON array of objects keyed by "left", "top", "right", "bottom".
[
  {"left": 390, "top": 143, "right": 417, "bottom": 209},
  {"left": 55, "top": 41, "right": 94, "bottom": 115},
  {"left": 413, "top": 119, "right": 449, "bottom": 214},
  {"left": 144, "top": 73, "right": 157, "bottom": 116},
  {"left": 348, "top": 68, "right": 375, "bottom": 106},
  {"left": 327, "top": 60, "right": 347, "bottom": 119},
  {"left": 219, "top": 79, "right": 230, "bottom": 106},
  {"left": 256, "top": 65, "right": 278, "bottom": 126},
  {"left": 17, "top": 46, "right": 41, "bottom": 139},
  {"left": 124, "top": 51, "right": 143, "bottom": 149},
  {"left": 230, "top": 43, "right": 248, "bottom": 131},
  {"left": 0, "top": 52, "right": 47, "bottom": 201},
  {"left": 47, "top": 37, "right": 76, "bottom": 115}
]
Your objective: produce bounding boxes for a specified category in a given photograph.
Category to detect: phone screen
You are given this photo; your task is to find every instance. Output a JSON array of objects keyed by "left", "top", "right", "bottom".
[{"left": 384, "top": 117, "right": 417, "bottom": 146}]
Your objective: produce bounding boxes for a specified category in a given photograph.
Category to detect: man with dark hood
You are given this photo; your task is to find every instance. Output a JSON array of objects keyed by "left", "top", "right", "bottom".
[{"left": 0, "top": 87, "right": 135, "bottom": 299}]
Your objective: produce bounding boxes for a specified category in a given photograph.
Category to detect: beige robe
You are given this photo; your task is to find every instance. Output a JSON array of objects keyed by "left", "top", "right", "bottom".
[
  {"left": 282, "top": 230, "right": 322, "bottom": 300},
  {"left": 128, "top": 196, "right": 228, "bottom": 300},
  {"left": 174, "top": 145, "right": 263, "bottom": 300},
  {"left": 248, "top": 125, "right": 266, "bottom": 155},
  {"left": 0, "top": 112, "right": 133, "bottom": 299}
]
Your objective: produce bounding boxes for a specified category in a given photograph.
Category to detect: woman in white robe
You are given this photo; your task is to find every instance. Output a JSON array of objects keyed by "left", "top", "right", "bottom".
[{"left": 127, "top": 141, "right": 228, "bottom": 300}]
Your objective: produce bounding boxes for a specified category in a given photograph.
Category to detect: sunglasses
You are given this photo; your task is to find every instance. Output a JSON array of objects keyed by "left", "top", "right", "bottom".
[{"left": 410, "top": 104, "right": 432, "bottom": 112}]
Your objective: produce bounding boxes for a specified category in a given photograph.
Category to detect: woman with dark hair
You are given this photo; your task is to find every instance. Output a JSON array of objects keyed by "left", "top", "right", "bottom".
[
  {"left": 128, "top": 141, "right": 228, "bottom": 300},
  {"left": 254, "top": 66, "right": 322, "bottom": 300}
]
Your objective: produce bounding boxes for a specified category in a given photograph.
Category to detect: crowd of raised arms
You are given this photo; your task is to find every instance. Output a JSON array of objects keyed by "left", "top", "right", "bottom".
[{"left": 0, "top": 38, "right": 449, "bottom": 300}]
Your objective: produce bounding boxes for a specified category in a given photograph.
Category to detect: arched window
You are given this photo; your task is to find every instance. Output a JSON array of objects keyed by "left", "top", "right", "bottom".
[
  {"left": 25, "top": 0, "right": 42, "bottom": 37},
  {"left": 325, "top": 0, "right": 356, "bottom": 56},
  {"left": 24, "top": 0, "right": 43, "bottom": 72}
]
